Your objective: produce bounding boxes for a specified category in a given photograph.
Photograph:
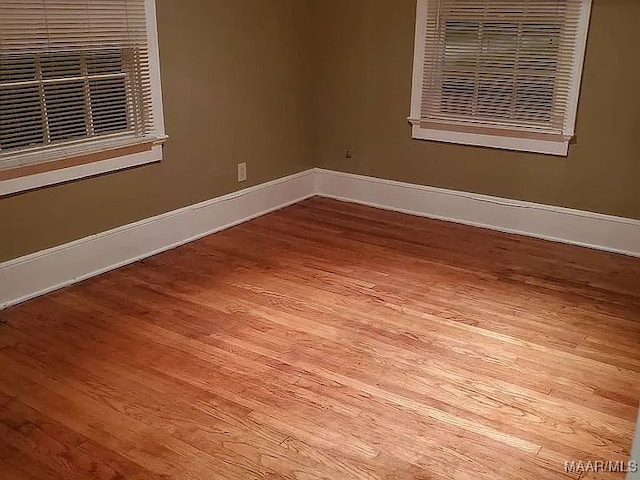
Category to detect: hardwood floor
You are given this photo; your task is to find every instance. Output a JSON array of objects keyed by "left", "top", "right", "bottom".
[{"left": 1, "top": 197, "right": 639, "bottom": 479}]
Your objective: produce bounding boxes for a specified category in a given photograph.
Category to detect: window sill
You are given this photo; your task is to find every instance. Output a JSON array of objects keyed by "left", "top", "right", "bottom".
[
  {"left": 0, "top": 144, "right": 163, "bottom": 197},
  {"left": 411, "top": 124, "right": 570, "bottom": 156}
]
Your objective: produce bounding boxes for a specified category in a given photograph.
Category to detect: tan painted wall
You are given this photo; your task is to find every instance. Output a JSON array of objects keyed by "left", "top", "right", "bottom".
[
  {"left": 1, "top": 0, "right": 638, "bottom": 263},
  {"left": 311, "top": 0, "right": 640, "bottom": 220},
  {"left": 0, "top": 0, "right": 314, "bottom": 262}
]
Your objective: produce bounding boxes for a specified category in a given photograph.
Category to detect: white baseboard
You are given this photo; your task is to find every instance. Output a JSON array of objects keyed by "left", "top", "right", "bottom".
[
  {"left": 0, "top": 169, "right": 315, "bottom": 309},
  {"left": 2, "top": 166, "right": 640, "bottom": 309},
  {"left": 315, "top": 168, "right": 640, "bottom": 258}
]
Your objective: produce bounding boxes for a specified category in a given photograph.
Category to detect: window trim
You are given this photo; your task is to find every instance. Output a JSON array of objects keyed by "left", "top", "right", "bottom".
[
  {"left": 408, "top": 0, "right": 593, "bottom": 156},
  {"left": 0, "top": 0, "right": 166, "bottom": 196}
]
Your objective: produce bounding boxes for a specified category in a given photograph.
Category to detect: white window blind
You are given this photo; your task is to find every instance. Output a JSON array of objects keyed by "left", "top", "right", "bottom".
[
  {"left": 0, "top": 0, "right": 156, "bottom": 172},
  {"left": 409, "top": 0, "right": 592, "bottom": 155}
]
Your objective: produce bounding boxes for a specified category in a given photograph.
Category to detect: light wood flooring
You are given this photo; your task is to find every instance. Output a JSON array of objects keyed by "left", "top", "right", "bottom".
[{"left": 1, "top": 197, "right": 640, "bottom": 479}]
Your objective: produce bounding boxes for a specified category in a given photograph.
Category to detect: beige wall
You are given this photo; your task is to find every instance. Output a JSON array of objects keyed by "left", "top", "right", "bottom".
[
  {"left": 0, "top": 0, "right": 314, "bottom": 262},
  {"left": 1, "top": 0, "right": 639, "bottom": 263},
  {"left": 311, "top": 0, "right": 640, "bottom": 221}
]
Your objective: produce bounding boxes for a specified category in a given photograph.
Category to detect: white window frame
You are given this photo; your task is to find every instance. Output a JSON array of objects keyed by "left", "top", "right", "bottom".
[
  {"left": 0, "top": 0, "right": 166, "bottom": 196},
  {"left": 408, "top": 0, "right": 593, "bottom": 156}
]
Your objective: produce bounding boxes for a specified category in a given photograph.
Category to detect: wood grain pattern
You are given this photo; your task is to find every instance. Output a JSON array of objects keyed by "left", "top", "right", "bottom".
[{"left": 1, "top": 197, "right": 639, "bottom": 479}]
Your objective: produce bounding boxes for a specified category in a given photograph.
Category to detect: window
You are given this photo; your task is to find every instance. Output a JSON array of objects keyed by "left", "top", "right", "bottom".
[
  {"left": 409, "top": 0, "right": 592, "bottom": 156},
  {"left": 0, "top": 0, "right": 165, "bottom": 195}
]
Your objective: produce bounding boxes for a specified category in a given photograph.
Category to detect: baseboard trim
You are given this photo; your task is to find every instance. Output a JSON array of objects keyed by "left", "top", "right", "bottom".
[
  {"left": 315, "top": 168, "right": 640, "bottom": 259},
  {"left": 2, "top": 167, "right": 639, "bottom": 309},
  {"left": 0, "top": 169, "right": 315, "bottom": 309}
]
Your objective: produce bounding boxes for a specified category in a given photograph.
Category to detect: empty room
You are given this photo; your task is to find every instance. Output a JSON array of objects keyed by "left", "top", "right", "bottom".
[{"left": 1, "top": 0, "right": 639, "bottom": 479}]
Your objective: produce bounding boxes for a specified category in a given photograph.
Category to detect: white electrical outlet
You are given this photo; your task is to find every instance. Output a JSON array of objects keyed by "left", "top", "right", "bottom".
[{"left": 237, "top": 162, "right": 247, "bottom": 182}]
